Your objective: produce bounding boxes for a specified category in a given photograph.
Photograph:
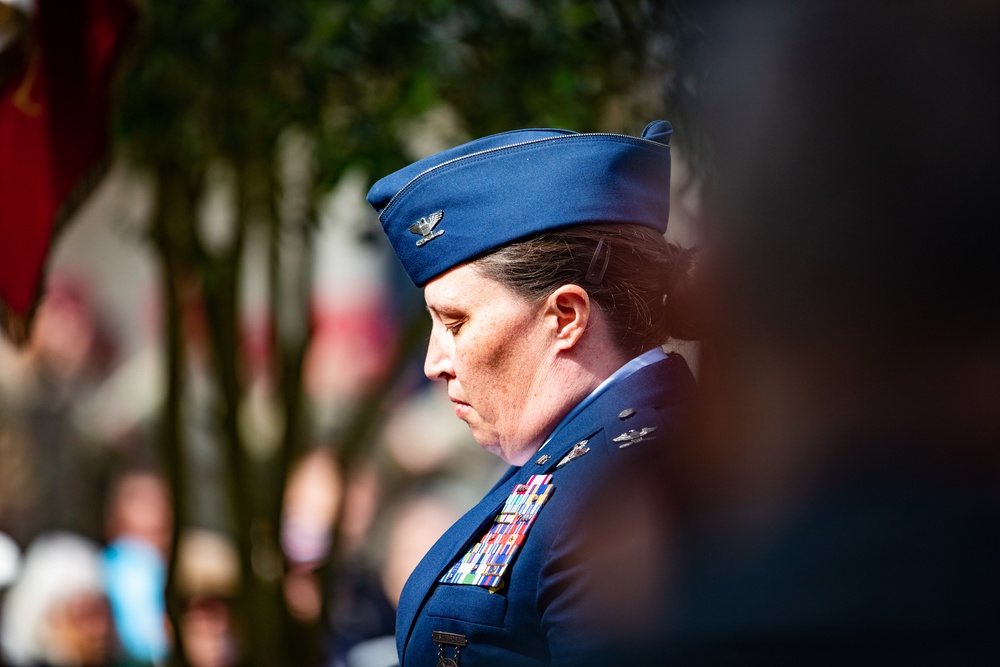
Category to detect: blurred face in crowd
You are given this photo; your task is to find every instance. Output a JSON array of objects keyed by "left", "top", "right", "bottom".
[
  {"left": 423, "top": 263, "right": 563, "bottom": 465},
  {"left": 29, "top": 285, "right": 95, "bottom": 380},
  {"left": 46, "top": 592, "right": 115, "bottom": 667},
  {"left": 107, "top": 472, "right": 173, "bottom": 556},
  {"left": 182, "top": 596, "right": 238, "bottom": 667}
]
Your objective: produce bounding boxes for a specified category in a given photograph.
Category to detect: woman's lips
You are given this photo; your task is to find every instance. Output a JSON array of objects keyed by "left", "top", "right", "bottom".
[{"left": 450, "top": 397, "right": 471, "bottom": 418}]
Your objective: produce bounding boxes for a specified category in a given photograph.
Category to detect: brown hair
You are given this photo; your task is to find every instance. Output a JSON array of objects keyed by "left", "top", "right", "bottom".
[{"left": 473, "top": 223, "right": 699, "bottom": 357}]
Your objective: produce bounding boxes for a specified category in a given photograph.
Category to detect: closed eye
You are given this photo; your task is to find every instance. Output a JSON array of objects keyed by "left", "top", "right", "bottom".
[
  {"left": 427, "top": 305, "right": 466, "bottom": 335},
  {"left": 445, "top": 320, "right": 464, "bottom": 335}
]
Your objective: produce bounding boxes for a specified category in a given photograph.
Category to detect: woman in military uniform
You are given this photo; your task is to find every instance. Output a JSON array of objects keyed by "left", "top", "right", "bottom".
[{"left": 366, "top": 120, "right": 696, "bottom": 667}]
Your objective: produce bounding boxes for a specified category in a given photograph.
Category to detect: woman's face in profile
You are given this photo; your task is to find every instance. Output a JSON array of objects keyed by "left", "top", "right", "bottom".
[{"left": 423, "top": 263, "right": 558, "bottom": 465}]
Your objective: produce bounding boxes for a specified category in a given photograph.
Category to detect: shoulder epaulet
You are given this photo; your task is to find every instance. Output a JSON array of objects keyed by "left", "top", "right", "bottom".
[{"left": 600, "top": 405, "right": 669, "bottom": 454}]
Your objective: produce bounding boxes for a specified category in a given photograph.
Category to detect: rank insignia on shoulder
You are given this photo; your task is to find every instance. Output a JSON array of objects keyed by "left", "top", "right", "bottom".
[
  {"left": 618, "top": 408, "right": 637, "bottom": 420},
  {"left": 612, "top": 426, "right": 658, "bottom": 448},
  {"left": 408, "top": 210, "right": 445, "bottom": 247},
  {"left": 556, "top": 440, "right": 590, "bottom": 468}
]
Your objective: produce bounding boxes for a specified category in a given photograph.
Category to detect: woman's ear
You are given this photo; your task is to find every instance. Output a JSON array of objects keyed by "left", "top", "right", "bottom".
[{"left": 545, "top": 285, "right": 591, "bottom": 351}]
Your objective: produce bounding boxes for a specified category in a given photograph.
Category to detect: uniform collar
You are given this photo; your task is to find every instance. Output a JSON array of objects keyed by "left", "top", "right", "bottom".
[{"left": 538, "top": 347, "right": 668, "bottom": 451}]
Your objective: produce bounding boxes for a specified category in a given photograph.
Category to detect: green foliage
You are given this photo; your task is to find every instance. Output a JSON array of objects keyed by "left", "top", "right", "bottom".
[{"left": 118, "top": 0, "right": 675, "bottom": 192}]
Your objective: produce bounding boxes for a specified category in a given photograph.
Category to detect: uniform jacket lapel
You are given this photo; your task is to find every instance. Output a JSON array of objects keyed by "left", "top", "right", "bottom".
[
  {"left": 395, "top": 466, "right": 526, "bottom": 658},
  {"left": 395, "top": 354, "right": 694, "bottom": 662}
]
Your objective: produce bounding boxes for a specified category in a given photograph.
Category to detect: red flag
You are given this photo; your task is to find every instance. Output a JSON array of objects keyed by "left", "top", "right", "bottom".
[{"left": 0, "top": 0, "right": 137, "bottom": 344}]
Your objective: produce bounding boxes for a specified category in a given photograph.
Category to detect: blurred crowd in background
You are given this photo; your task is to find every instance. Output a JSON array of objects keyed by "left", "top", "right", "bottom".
[{"left": 0, "top": 161, "right": 512, "bottom": 666}]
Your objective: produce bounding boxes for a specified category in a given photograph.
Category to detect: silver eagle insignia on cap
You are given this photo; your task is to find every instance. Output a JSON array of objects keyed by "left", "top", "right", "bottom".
[{"left": 408, "top": 210, "right": 445, "bottom": 247}]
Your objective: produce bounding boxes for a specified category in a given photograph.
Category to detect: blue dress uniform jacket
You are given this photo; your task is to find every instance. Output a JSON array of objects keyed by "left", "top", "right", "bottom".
[{"left": 396, "top": 353, "right": 695, "bottom": 667}]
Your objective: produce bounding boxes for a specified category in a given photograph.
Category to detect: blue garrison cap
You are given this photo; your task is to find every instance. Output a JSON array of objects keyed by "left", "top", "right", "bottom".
[{"left": 367, "top": 120, "right": 673, "bottom": 287}]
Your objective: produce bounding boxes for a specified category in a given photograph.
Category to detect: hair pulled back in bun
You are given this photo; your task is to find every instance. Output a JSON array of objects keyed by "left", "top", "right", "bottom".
[{"left": 473, "top": 223, "right": 701, "bottom": 358}]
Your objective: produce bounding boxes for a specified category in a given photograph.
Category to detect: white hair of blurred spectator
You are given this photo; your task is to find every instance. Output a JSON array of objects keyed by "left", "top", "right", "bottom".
[
  {"left": 0, "top": 531, "right": 19, "bottom": 590},
  {"left": 1, "top": 531, "right": 116, "bottom": 666}
]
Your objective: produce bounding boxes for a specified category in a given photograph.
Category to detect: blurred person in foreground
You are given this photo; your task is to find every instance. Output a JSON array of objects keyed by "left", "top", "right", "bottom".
[
  {"left": 655, "top": 1, "right": 1000, "bottom": 664},
  {"left": 365, "top": 120, "right": 698, "bottom": 666},
  {"left": 1, "top": 532, "right": 122, "bottom": 667}
]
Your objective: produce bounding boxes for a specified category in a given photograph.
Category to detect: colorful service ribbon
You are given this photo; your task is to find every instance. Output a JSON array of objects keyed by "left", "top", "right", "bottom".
[{"left": 439, "top": 474, "right": 555, "bottom": 590}]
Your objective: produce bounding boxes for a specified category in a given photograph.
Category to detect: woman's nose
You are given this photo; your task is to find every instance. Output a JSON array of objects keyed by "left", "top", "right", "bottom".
[{"left": 424, "top": 331, "right": 454, "bottom": 381}]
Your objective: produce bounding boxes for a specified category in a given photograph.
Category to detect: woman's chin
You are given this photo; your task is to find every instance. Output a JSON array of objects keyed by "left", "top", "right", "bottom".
[{"left": 468, "top": 430, "right": 505, "bottom": 461}]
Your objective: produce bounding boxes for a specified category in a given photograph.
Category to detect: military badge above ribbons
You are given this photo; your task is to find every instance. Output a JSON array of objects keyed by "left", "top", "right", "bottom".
[{"left": 440, "top": 475, "right": 554, "bottom": 591}]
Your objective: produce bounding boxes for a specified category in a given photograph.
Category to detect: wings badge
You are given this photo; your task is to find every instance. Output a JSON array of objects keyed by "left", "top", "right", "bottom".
[{"left": 408, "top": 210, "right": 445, "bottom": 247}]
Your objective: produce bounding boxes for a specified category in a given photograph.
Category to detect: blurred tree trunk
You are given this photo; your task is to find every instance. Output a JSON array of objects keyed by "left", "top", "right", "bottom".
[
  {"left": 151, "top": 152, "right": 306, "bottom": 666},
  {"left": 152, "top": 162, "right": 199, "bottom": 667}
]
